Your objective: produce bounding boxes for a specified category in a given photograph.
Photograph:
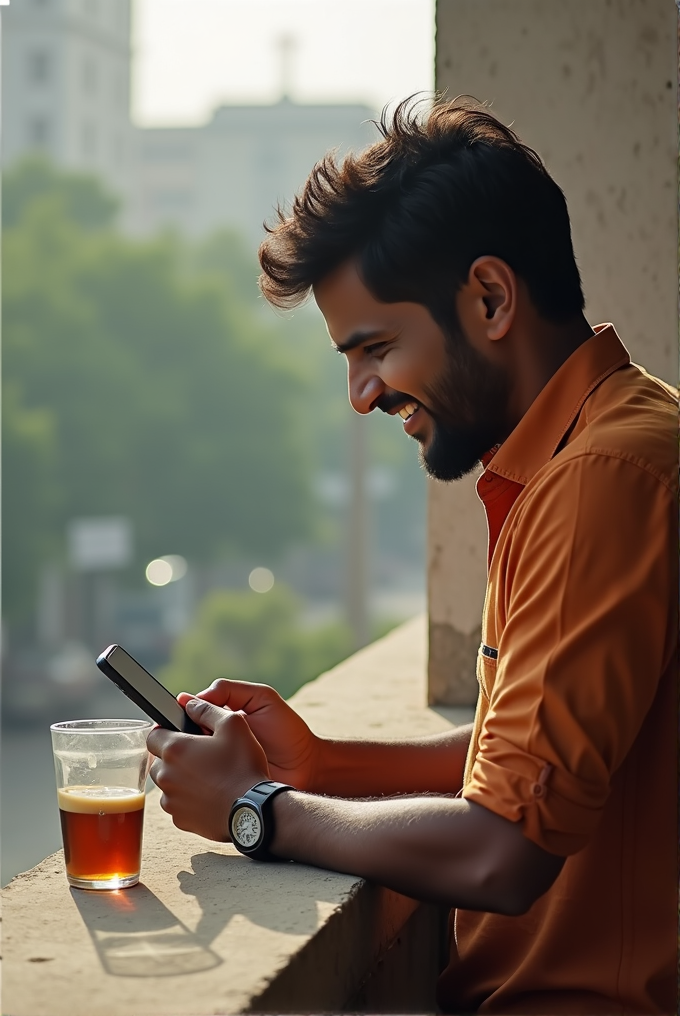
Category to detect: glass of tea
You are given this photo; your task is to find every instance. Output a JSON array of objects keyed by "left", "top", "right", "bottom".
[{"left": 50, "top": 718, "right": 153, "bottom": 890}]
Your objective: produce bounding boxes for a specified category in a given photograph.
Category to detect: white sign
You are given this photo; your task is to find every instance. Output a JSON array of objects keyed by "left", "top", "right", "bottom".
[{"left": 67, "top": 517, "right": 133, "bottom": 572}]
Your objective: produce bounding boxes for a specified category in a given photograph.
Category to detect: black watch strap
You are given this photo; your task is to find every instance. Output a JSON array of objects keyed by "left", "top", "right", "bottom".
[{"left": 229, "top": 780, "right": 293, "bottom": 861}]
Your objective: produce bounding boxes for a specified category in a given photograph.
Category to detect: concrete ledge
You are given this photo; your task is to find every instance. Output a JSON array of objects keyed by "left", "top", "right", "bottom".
[{"left": 2, "top": 616, "right": 472, "bottom": 1015}]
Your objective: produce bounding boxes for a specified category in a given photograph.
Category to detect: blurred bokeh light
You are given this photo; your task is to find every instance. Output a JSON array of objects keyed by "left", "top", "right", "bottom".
[
  {"left": 145, "top": 555, "right": 188, "bottom": 586},
  {"left": 248, "top": 567, "right": 275, "bottom": 594}
]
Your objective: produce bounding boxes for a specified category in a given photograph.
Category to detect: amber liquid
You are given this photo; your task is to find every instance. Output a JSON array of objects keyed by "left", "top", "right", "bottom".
[{"left": 58, "top": 786, "right": 145, "bottom": 883}]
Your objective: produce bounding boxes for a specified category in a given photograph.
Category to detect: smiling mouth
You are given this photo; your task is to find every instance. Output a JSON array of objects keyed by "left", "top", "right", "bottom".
[{"left": 398, "top": 402, "right": 419, "bottom": 422}]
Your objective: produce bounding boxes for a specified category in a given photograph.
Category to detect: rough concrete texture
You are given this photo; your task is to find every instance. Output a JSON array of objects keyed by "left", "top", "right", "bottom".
[
  {"left": 427, "top": 472, "right": 487, "bottom": 641},
  {"left": 427, "top": 471, "right": 487, "bottom": 706},
  {"left": 428, "top": 0, "right": 677, "bottom": 706},
  {"left": 428, "top": 621, "right": 481, "bottom": 707},
  {"left": 3, "top": 617, "right": 465, "bottom": 1016},
  {"left": 436, "top": 0, "right": 677, "bottom": 382},
  {"left": 346, "top": 902, "right": 449, "bottom": 1014}
]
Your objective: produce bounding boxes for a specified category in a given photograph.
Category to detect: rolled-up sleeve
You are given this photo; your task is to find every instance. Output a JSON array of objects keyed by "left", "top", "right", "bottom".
[{"left": 463, "top": 452, "right": 676, "bottom": 856}]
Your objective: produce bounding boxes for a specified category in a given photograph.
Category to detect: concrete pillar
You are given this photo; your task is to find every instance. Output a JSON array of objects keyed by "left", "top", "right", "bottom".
[
  {"left": 428, "top": 472, "right": 487, "bottom": 705},
  {"left": 429, "top": 0, "right": 678, "bottom": 705}
]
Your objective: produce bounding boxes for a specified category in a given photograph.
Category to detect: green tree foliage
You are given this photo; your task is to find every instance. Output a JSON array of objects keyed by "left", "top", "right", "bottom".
[
  {"left": 2, "top": 384, "right": 60, "bottom": 619},
  {"left": 160, "top": 585, "right": 352, "bottom": 700},
  {"left": 3, "top": 164, "right": 313, "bottom": 623},
  {"left": 190, "top": 228, "right": 262, "bottom": 304},
  {"left": 3, "top": 156, "right": 119, "bottom": 230}
]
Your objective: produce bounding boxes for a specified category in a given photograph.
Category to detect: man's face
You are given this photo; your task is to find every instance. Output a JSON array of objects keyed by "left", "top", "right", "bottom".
[{"left": 314, "top": 261, "right": 510, "bottom": 481}]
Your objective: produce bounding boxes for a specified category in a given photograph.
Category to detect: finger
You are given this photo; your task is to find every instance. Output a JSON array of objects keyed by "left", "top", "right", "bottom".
[
  {"left": 184, "top": 696, "right": 232, "bottom": 733},
  {"left": 195, "top": 679, "right": 281, "bottom": 714},
  {"left": 147, "top": 727, "right": 180, "bottom": 758},
  {"left": 176, "top": 691, "right": 230, "bottom": 722},
  {"left": 148, "top": 759, "right": 163, "bottom": 786},
  {"left": 175, "top": 692, "right": 215, "bottom": 735}
]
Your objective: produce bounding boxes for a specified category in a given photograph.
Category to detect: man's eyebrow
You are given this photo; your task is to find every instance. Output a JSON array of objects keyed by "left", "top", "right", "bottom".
[{"left": 331, "top": 329, "right": 385, "bottom": 355}]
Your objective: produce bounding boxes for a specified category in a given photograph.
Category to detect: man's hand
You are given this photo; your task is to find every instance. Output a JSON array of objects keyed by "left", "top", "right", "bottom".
[
  {"left": 180, "top": 681, "right": 474, "bottom": 799},
  {"left": 179, "top": 680, "right": 320, "bottom": 791},
  {"left": 147, "top": 698, "right": 270, "bottom": 841}
]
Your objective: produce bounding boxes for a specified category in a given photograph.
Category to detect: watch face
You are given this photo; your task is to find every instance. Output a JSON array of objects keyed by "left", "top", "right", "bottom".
[{"left": 232, "top": 805, "right": 262, "bottom": 849}]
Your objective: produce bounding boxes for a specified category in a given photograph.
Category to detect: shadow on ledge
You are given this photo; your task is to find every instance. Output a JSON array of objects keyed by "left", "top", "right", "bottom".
[
  {"left": 71, "top": 849, "right": 354, "bottom": 979},
  {"left": 71, "top": 883, "right": 222, "bottom": 977}
]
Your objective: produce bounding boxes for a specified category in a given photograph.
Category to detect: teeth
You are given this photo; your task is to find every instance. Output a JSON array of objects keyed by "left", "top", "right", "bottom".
[{"left": 399, "top": 402, "right": 418, "bottom": 420}]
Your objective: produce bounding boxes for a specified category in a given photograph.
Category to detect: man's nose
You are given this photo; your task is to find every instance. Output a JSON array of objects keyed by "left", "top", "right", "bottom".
[{"left": 347, "top": 365, "right": 385, "bottom": 415}]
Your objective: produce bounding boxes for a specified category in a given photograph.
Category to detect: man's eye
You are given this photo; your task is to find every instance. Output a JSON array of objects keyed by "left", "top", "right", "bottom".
[{"left": 364, "top": 342, "right": 387, "bottom": 356}]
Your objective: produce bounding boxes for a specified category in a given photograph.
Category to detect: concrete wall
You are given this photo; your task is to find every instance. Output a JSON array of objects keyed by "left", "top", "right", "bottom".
[{"left": 429, "top": 0, "right": 678, "bottom": 705}]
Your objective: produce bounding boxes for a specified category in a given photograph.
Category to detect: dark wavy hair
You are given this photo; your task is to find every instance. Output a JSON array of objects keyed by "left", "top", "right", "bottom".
[{"left": 258, "top": 97, "right": 584, "bottom": 326}]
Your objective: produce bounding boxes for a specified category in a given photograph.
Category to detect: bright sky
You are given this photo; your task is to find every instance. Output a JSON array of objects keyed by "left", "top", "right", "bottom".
[{"left": 131, "top": 0, "right": 435, "bottom": 126}]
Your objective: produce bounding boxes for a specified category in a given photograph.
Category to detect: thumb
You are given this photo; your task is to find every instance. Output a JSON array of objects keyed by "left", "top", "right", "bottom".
[{"left": 184, "top": 696, "right": 227, "bottom": 733}]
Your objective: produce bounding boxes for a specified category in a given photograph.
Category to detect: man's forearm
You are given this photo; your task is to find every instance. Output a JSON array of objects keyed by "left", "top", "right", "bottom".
[
  {"left": 309, "top": 723, "right": 474, "bottom": 797},
  {"left": 270, "top": 789, "right": 562, "bottom": 915}
]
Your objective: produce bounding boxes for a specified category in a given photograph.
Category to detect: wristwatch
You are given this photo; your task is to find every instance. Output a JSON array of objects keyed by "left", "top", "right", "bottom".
[{"left": 229, "top": 780, "right": 293, "bottom": 861}]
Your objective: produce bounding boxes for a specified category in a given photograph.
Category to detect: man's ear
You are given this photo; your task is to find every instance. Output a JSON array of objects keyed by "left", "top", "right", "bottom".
[{"left": 464, "top": 257, "right": 517, "bottom": 341}]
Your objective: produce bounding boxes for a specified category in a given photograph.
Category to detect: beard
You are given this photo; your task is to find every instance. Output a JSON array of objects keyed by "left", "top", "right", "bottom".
[
  {"left": 417, "top": 328, "right": 511, "bottom": 482},
  {"left": 419, "top": 413, "right": 502, "bottom": 481}
]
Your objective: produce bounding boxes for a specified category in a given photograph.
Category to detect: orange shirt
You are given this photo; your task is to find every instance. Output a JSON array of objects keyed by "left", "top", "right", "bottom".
[{"left": 437, "top": 325, "right": 678, "bottom": 1015}]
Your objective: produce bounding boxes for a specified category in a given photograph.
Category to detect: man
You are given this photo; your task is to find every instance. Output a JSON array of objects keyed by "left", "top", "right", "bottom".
[{"left": 148, "top": 100, "right": 677, "bottom": 1014}]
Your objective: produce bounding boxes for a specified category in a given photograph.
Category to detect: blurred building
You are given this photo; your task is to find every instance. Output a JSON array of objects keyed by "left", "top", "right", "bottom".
[
  {"left": 128, "top": 99, "right": 376, "bottom": 244},
  {"left": 2, "top": 1, "right": 376, "bottom": 244},
  {"left": 1, "top": 0, "right": 134, "bottom": 201}
]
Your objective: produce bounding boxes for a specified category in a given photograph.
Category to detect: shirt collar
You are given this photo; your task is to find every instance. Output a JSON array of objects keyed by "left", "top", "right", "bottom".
[{"left": 485, "top": 324, "right": 630, "bottom": 486}]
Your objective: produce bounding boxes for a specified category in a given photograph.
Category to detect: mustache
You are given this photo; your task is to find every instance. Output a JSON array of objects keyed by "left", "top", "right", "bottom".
[{"left": 375, "top": 390, "right": 418, "bottom": 414}]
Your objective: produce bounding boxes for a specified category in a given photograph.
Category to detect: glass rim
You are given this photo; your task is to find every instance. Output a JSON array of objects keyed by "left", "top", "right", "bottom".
[{"left": 50, "top": 718, "right": 154, "bottom": 733}]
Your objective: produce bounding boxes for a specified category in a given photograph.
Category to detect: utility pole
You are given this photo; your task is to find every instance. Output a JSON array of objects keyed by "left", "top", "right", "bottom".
[
  {"left": 346, "top": 410, "right": 370, "bottom": 650},
  {"left": 277, "top": 35, "right": 295, "bottom": 101}
]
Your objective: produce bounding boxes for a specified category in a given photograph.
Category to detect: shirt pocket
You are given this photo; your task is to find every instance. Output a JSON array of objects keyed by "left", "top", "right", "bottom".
[{"left": 476, "top": 643, "right": 498, "bottom": 701}]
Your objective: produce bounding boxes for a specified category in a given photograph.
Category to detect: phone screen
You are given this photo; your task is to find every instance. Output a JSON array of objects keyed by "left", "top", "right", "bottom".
[{"left": 97, "top": 644, "right": 202, "bottom": 734}]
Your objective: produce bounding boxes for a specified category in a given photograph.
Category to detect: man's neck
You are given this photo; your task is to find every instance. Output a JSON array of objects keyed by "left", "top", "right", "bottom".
[{"left": 508, "top": 313, "right": 595, "bottom": 427}]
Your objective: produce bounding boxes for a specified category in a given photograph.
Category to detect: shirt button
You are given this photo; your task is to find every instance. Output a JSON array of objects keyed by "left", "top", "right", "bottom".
[{"left": 484, "top": 472, "right": 494, "bottom": 482}]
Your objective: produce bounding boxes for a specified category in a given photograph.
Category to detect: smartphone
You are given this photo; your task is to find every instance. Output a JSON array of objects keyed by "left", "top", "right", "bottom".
[{"left": 96, "top": 644, "right": 204, "bottom": 735}]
